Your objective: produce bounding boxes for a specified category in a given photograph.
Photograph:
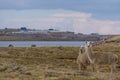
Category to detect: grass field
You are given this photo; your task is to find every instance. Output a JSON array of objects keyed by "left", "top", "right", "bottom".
[{"left": 0, "top": 37, "right": 120, "bottom": 80}]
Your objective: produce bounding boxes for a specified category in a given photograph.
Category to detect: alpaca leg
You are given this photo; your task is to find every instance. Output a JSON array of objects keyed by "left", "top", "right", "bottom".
[
  {"left": 78, "top": 64, "right": 82, "bottom": 72},
  {"left": 113, "top": 64, "right": 116, "bottom": 72},
  {"left": 81, "top": 63, "right": 84, "bottom": 70},
  {"left": 110, "top": 65, "right": 114, "bottom": 80},
  {"left": 96, "top": 65, "right": 100, "bottom": 74},
  {"left": 95, "top": 65, "right": 100, "bottom": 79},
  {"left": 110, "top": 65, "right": 113, "bottom": 75},
  {"left": 91, "top": 63, "right": 95, "bottom": 72},
  {"left": 82, "top": 64, "right": 87, "bottom": 71}
]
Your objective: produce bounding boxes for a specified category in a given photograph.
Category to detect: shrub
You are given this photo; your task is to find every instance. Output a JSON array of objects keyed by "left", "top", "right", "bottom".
[
  {"left": 8, "top": 44, "right": 14, "bottom": 47},
  {"left": 31, "top": 44, "right": 36, "bottom": 47}
]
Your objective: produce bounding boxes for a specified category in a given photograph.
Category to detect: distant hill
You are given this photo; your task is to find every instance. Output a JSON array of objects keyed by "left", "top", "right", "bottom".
[
  {"left": 106, "top": 35, "right": 120, "bottom": 42},
  {"left": 0, "top": 28, "right": 111, "bottom": 41}
]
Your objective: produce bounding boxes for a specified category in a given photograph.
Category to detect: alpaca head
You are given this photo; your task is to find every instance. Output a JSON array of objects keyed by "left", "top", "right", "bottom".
[
  {"left": 86, "top": 41, "right": 92, "bottom": 48},
  {"left": 80, "top": 47, "right": 85, "bottom": 53}
]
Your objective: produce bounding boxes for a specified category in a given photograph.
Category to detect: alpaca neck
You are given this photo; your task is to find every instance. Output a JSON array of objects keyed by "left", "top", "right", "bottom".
[
  {"left": 85, "top": 45, "right": 94, "bottom": 64},
  {"left": 78, "top": 51, "right": 81, "bottom": 55},
  {"left": 78, "top": 47, "right": 82, "bottom": 55}
]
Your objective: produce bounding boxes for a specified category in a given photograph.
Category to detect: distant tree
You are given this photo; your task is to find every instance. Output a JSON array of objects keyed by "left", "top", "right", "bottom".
[
  {"left": 8, "top": 44, "right": 14, "bottom": 47},
  {"left": 31, "top": 44, "right": 36, "bottom": 47},
  {"left": 21, "top": 27, "right": 27, "bottom": 32}
]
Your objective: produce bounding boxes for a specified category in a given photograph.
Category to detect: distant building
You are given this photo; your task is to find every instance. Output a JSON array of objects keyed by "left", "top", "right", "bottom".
[
  {"left": 12, "top": 28, "right": 68, "bottom": 35},
  {"left": 48, "top": 28, "right": 60, "bottom": 32},
  {"left": 21, "top": 27, "right": 27, "bottom": 32},
  {"left": 27, "top": 30, "right": 48, "bottom": 34},
  {"left": 90, "top": 33, "right": 99, "bottom": 35}
]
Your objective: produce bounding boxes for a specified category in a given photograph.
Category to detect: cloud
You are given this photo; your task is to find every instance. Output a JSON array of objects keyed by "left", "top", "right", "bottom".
[
  {"left": 53, "top": 13, "right": 91, "bottom": 18},
  {"left": 73, "top": 16, "right": 120, "bottom": 34},
  {"left": 0, "top": 0, "right": 120, "bottom": 20},
  {"left": 0, "top": 0, "right": 119, "bottom": 10},
  {"left": 0, "top": 11, "right": 120, "bottom": 34},
  {"left": 51, "top": 12, "right": 120, "bottom": 34}
]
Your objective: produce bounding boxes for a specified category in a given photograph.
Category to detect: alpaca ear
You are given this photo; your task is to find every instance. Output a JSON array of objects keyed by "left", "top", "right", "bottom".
[
  {"left": 85, "top": 41, "right": 88, "bottom": 46},
  {"left": 81, "top": 47, "right": 85, "bottom": 54},
  {"left": 80, "top": 48, "right": 84, "bottom": 54},
  {"left": 86, "top": 41, "right": 89, "bottom": 45},
  {"left": 90, "top": 42, "right": 93, "bottom": 47}
]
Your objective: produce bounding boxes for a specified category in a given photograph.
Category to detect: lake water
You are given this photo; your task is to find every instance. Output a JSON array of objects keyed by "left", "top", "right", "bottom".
[{"left": 0, "top": 41, "right": 85, "bottom": 47}]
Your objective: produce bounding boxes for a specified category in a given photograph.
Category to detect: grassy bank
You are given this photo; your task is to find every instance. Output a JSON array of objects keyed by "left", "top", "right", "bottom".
[{"left": 0, "top": 40, "right": 120, "bottom": 80}]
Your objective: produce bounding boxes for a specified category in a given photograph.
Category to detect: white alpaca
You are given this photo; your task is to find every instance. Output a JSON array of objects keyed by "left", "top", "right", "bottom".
[
  {"left": 76, "top": 46, "right": 90, "bottom": 71},
  {"left": 85, "top": 41, "right": 118, "bottom": 74}
]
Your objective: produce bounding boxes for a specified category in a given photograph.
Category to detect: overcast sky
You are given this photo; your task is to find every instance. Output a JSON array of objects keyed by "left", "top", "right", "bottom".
[{"left": 0, "top": 0, "right": 120, "bottom": 34}]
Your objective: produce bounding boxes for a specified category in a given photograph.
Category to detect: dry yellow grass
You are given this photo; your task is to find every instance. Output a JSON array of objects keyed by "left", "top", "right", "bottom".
[
  {"left": 0, "top": 36, "right": 120, "bottom": 80},
  {"left": 107, "top": 35, "right": 120, "bottom": 41}
]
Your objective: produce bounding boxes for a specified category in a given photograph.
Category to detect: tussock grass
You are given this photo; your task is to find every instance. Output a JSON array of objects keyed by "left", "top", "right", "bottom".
[{"left": 0, "top": 37, "right": 120, "bottom": 80}]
